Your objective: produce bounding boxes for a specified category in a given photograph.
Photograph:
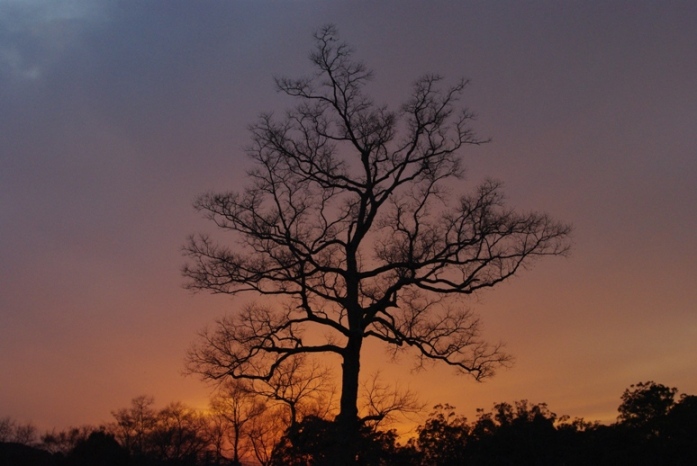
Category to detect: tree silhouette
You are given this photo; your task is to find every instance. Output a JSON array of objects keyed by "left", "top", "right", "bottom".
[
  {"left": 270, "top": 415, "right": 410, "bottom": 466},
  {"left": 67, "top": 431, "right": 128, "bottom": 466},
  {"left": 208, "top": 380, "right": 265, "bottom": 465},
  {"left": 244, "top": 354, "right": 336, "bottom": 427},
  {"left": 4, "top": 380, "right": 696, "bottom": 465},
  {"left": 184, "top": 25, "right": 571, "bottom": 462},
  {"left": 110, "top": 395, "right": 158, "bottom": 460},
  {"left": 414, "top": 404, "right": 470, "bottom": 466},
  {"left": 149, "top": 402, "right": 211, "bottom": 464},
  {"left": 617, "top": 381, "right": 677, "bottom": 435},
  {"left": 359, "top": 371, "right": 424, "bottom": 427},
  {"left": 41, "top": 426, "right": 96, "bottom": 456},
  {"left": 0, "top": 416, "right": 37, "bottom": 445},
  {"left": 109, "top": 396, "right": 212, "bottom": 465}
]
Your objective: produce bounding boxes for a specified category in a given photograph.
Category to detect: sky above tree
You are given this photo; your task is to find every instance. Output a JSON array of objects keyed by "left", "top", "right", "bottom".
[{"left": 1, "top": 0, "right": 696, "bottom": 431}]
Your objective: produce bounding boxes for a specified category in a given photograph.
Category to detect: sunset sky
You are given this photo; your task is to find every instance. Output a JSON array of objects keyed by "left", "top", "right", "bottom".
[{"left": 2, "top": 1, "right": 696, "bottom": 434}]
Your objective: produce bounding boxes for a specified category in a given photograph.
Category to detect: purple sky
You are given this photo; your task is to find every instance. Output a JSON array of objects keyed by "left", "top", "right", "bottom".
[{"left": 2, "top": 1, "right": 696, "bottom": 432}]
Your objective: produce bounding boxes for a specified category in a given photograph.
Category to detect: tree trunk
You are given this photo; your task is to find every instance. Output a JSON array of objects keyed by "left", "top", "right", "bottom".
[
  {"left": 334, "top": 332, "right": 363, "bottom": 465},
  {"left": 232, "top": 423, "right": 241, "bottom": 466}
]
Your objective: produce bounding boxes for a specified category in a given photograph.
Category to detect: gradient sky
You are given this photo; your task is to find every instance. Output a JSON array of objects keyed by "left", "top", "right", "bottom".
[{"left": 2, "top": 1, "right": 696, "bottom": 433}]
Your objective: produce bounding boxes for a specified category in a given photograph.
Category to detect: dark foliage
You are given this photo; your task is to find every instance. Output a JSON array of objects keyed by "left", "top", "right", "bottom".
[
  {"left": 3, "top": 381, "right": 696, "bottom": 465},
  {"left": 0, "top": 442, "right": 57, "bottom": 466},
  {"left": 270, "top": 416, "right": 415, "bottom": 466},
  {"left": 67, "top": 431, "right": 129, "bottom": 466},
  {"left": 411, "top": 382, "right": 697, "bottom": 466}
]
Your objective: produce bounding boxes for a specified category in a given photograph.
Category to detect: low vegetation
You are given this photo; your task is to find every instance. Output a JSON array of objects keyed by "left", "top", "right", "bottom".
[{"left": 1, "top": 381, "right": 695, "bottom": 465}]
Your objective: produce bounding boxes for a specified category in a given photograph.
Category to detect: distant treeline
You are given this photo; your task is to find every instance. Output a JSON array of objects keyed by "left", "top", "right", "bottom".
[{"left": 1, "top": 380, "right": 695, "bottom": 465}]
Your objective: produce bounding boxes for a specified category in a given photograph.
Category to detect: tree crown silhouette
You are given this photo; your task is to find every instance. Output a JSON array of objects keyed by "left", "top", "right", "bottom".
[{"left": 184, "top": 25, "right": 571, "bottom": 456}]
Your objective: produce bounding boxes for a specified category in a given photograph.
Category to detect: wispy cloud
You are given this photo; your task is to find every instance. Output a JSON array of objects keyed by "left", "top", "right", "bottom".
[{"left": 0, "top": 0, "right": 107, "bottom": 80}]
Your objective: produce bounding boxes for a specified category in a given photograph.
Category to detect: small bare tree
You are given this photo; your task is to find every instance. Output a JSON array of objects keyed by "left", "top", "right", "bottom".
[
  {"left": 359, "top": 371, "right": 425, "bottom": 427},
  {"left": 0, "top": 416, "right": 37, "bottom": 445},
  {"left": 245, "top": 410, "right": 279, "bottom": 466},
  {"left": 41, "top": 426, "right": 97, "bottom": 455},
  {"left": 209, "top": 379, "right": 266, "bottom": 465},
  {"left": 201, "top": 355, "right": 335, "bottom": 464},
  {"left": 246, "top": 354, "right": 335, "bottom": 426},
  {"left": 110, "top": 395, "right": 158, "bottom": 458},
  {"left": 151, "top": 402, "right": 211, "bottom": 464},
  {"left": 184, "top": 25, "right": 571, "bottom": 462}
]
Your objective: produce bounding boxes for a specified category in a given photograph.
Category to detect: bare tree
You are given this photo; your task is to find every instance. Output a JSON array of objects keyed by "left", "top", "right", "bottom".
[
  {"left": 41, "top": 425, "right": 97, "bottom": 455},
  {"left": 184, "top": 25, "right": 571, "bottom": 461},
  {"left": 151, "top": 402, "right": 211, "bottom": 464},
  {"left": 0, "top": 417, "right": 11, "bottom": 442},
  {"left": 247, "top": 354, "right": 335, "bottom": 426},
  {"left": 110, "top": 395, "right": 157, "bottom": 458},
  {"left": 209, "top": 379, "right": 266, "bottom": 465},
  {"left": 359, "top": 371, "right": 425, "bottom": 427},
  {"left": 247, "top": 408, "right": 287, "bottom": 466},
  {"left": 202, "top": 355, "right": 335, "bottom": 464},
  {"left": 0, "top": 416, "right": 38, "bottom": 445}
]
